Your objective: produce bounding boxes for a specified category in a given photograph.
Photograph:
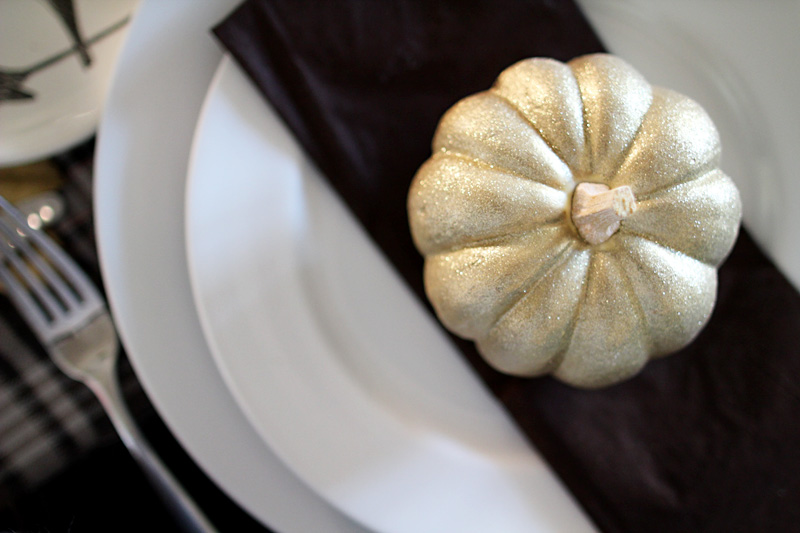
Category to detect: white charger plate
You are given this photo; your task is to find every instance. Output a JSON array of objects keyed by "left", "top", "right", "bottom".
[
  {"left": 185, "top": 1, "right": 799, "bottom": 532},
  {"left": 94, "top": 1, "right": 368, "bottom": 531},
  {"left": 0, "top": 0, "right": 138, "bottom": 167},
  {"left": 95, "top": 0, "right": 799, "bottom": 532}
]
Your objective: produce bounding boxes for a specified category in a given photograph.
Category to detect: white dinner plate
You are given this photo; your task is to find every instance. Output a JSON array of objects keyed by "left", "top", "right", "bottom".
[
  {"left": 185, "top": 1, "right": 799, "bottom": 532},
  {"left": 0, "top": 0, "right": 138, "bottom": 167},
  {"left": 94, "top": 1, "right": 368, "bottom": 531},
  {"left": 186, "top": 56, "right": 595, "bottom": 533}
]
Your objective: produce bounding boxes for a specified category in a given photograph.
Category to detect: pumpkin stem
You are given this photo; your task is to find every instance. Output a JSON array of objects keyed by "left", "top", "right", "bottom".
[{"left": 571, "top": 182, "right": 637, "bottom": 245}]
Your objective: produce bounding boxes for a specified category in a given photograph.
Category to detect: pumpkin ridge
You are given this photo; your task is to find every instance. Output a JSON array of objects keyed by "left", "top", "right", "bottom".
[
  {"left": 617, "top": 228, "right": 720, "bottom": 269},
  {"left": 571, "top": 63, "right": 592, "bottom": 176},
  {"left": 607, "top": 95, "right": 655, "bottom": 182},
  {"left": 613, "top": 253, "right": 654, "bottom": 355},
  {"left": 632, "top": 164, "right": 723, "bottom": 204},
  {"left": 485, "top": 240, "right": 578, "bottom": 335},
  {"left": 409, "top": 155, "right": 570, "bottom": 255},
  {"left": 436, "top": 150, "right": 572, "bottom": 193},
  {"left": 428, "top": 218, "right": 567, "bottom": 257},
  {"left": 550, "top": 251, "right": 594, "bottom": 374},
  {"left": 553, "top": 250, "right": 596, "bottom": 378},
  {"left": 489, "top": 90, "right": 573, "bottom": 174},
  {"left": 617, "top": 168, "right": 741, "bottom": 266},
  {"left": 609, "top": 88, "right": 722, "bottom": 195},
  {"left": 555, "top": 251, "right": 651, "bottom": 387},
  {"left": 615, "top": 235, "right": 717, "bottom": 356}
]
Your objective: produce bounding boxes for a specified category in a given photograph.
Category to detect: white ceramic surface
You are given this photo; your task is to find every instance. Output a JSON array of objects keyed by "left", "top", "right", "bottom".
[
  {"left": 94, "top": 1, "right": 368, "bottom": 531},
  {"left": 95, "top": 0, "right": 799, "bottom": 532},
  {"left": 186, "top": 56, "right": 595, "bottom": 533},
  {"left": 185, "top": 1, "right": 799, "bottom": 531},
  {"left": 0, "top": 0, "right": 138, "bottom": 167}
]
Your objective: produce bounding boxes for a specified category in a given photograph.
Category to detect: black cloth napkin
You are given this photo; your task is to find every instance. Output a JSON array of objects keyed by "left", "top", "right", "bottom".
[{"left": 214, "top": 1, "right": 800, "bottom": 531}]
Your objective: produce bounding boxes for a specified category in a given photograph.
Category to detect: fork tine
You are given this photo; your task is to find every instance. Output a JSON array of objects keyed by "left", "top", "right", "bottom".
[
  {"left": 1, "top": 200, "right": 217, "bottom": 532},
  {"left": 0, "top": 196, "right": 80, "bottom": 309},
  {"left": 11, "top": 199, "right": 102, "bottom": 306},
  {"left": 0, "top": 230, "right": 66, "bottom": 322},
  {"left": 0, "top": 196, "right": 104, "bottom": 343},
  {"left": 0, "top": 248, "right": 55, "bottom": 342}
]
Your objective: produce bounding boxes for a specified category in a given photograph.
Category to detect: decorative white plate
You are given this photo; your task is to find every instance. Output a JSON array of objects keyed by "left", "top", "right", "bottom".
[
  {"left": 96, "top": 0, "right": 799, "bottom": 531},
  {"left": 94, "top": 0, "right": 368, "bottom": 531},
  {"left": 186, "top": 56, "right": 594, "bottom": 533},
  {"left": 0, "top": 0, "right": 138, "bottom": 167},
  {"left": 185, "top": 1, "right": 798, "bottom": 532}
]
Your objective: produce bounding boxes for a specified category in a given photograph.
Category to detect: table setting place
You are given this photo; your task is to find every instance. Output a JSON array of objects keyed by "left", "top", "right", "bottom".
[{"left": 1, "top": 0, "right": 798, "bottom": 532}]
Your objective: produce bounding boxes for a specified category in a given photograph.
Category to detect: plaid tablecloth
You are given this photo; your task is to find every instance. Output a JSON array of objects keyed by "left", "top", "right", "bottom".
[
  {"left": 0, "top": 140, "right": 269, "bottom": 531},
  {"left": 0, "top": 140, "right": 150, "bottom": 490},
  {"left": 0, "top": 139, "right": 154, "bottom": 493}
]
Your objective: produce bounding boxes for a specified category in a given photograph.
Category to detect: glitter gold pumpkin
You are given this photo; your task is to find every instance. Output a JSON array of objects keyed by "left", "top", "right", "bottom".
[{"left": 407, "top": 54, "right": 741, "bottom": 389}]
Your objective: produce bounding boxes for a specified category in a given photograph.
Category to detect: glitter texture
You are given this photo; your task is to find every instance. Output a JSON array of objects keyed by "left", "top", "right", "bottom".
[{"left": 407, "top": 54, "right": 742, "bottom": 389}]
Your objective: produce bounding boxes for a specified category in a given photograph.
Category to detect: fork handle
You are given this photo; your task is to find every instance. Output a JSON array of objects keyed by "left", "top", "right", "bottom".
[{"left": 85, "top": 355, "right": 218, "bottom": 533}]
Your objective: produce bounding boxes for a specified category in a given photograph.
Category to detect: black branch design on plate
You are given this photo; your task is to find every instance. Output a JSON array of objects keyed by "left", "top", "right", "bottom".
[{"left": 0, "top": 1, "right": 130, "bottom": 104}]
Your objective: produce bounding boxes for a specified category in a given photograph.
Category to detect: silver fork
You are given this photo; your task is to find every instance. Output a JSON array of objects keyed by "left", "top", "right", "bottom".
[{"left": 0, "top": 195, "right": 216, "bottom": 533}]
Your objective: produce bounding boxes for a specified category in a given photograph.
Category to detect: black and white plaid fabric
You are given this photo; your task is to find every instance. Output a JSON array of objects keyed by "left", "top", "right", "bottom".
[{"left": 0, "top": 139, "right": 153, "bottom": 497}]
